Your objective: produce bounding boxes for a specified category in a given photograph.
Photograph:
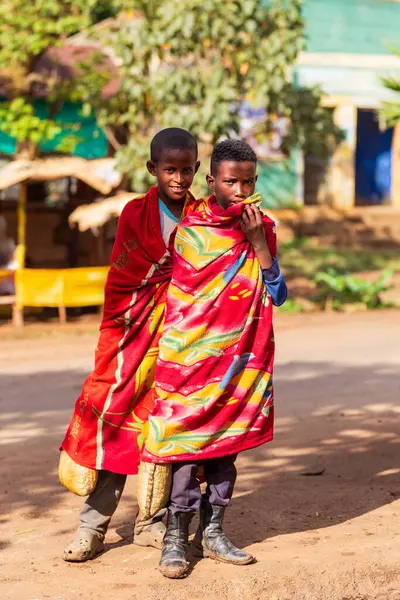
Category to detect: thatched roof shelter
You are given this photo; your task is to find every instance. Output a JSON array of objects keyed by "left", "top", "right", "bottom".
[
  {"left": 0, "top": 157, "right": 123, "bottom": 269},
  {"left": 0, "top": 157, "right": 121, "bottom": 195},
  {"left": 69, "top": 191, "right": 140, "bottom": 232}
]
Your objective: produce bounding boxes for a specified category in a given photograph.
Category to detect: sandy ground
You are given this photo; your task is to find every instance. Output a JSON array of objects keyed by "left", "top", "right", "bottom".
[{"left": 1, "top": 311, "right": 400, "bottom": 600}]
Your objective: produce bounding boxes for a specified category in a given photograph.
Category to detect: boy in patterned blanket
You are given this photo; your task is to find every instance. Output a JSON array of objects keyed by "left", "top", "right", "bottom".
[{"left": 141, "top": 139, "right": 287, "bottom": 578}]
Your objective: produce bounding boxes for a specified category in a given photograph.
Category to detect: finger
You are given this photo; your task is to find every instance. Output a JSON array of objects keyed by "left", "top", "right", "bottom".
[
  {"left": 243, "top": 205, "right": 253, "bottom": 218},
  {"left": 253, "top": 206, "right": 263, "bottom": 226},
  {"left": 241, "top": 208, "right": 251, "bottom": 223},
  {"left": 248, "top": 204, "right": 262, "bottom": 225},
  {"left": 246, "top": 206, "right": 257, "bottom": 227},
  {"left": 241, "top": 215, "right": 250, "bottom": 230}
]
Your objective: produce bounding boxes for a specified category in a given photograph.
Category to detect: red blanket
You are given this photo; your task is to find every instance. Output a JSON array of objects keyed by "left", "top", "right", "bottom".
[
  {"left": 142, "top": 195, "right": 276, "bottom": 463},
  {"left": 61, "top": 186, "right": 201, "bottom": 474}
]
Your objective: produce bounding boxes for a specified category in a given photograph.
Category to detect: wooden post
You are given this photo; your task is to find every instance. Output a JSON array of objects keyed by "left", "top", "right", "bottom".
[
  {"left": 392, "top": 122, "right": 400, "bottom": 209},
  {"left": 329, "top": 104, "right": 357, "bottom": 210},
  {"left": 17, "top": 183, "right": 27, "bottom": 266},
  {"left": 13, "top": 182, "right": 27, "bottom": 327},
  {"left": 58, "top": 305, "right": 67, "bottom": 325},
  {"left": 295, "top": 148, "right": 304, "bottom": 206},
  {"left": 12, "top": 300, "right": 23, "bottom": 328}
]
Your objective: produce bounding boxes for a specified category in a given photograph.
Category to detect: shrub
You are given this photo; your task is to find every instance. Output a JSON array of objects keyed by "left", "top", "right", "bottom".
[{"left": 314, "top": 268, "right": 393, "bottom": 311}]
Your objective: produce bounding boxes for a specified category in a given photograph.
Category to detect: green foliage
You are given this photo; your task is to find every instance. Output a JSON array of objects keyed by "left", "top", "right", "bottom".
[
  {"left": 92, "top": 0, "right": 343, "bottom": 192},
  {"left": 0, "top": 0, "right": 97, "bottom": 73},
  {"left": 0, "top": 0, "right": 343, "bottom": 174},
  {"left": 314, "top": 268, "right": 393, "bottom": 311},
  {"left": 279, "top": 239, "right": 399, "bottom": 312},
  {"left": 275, "top": 85, "right": 345, "bottom": 158},
  {"left": 0, "top": 99, "right": 62, "bottom": 144},
  {"left": 90, "top": 0, "right": 122, "bottom": 23},
  {"left": 280, "top": 238, "right": 400, "bottom": 280},
  {"left": 278, "top": 298, "right": 304, "bottom": 313},
  {"left": 0, "top": 0, "right": 113, "bottom": 157},
  {"left": 380, "top": 48, "right": 400, "bottom": 128}
]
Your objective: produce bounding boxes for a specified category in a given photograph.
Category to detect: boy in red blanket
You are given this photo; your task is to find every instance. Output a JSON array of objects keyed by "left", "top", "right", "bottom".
[
  {"left": 141, "top": 139, "right": 287, "bottom": 578},
  {"left": 61, "top": 128, "right": 201, "bottom": 562}
]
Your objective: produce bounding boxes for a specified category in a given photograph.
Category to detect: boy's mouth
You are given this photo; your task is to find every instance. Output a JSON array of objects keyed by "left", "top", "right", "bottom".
[
  {"left": 226, "top": 198, "right": 245, "bottom": 206},
  {"left": 170, "top": 186, "right": 185, "bottom": 193}
]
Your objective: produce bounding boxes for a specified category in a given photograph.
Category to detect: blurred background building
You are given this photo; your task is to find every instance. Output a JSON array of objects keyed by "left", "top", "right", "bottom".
[{"left": 261, "top": 0, "right": 400, "bottom": 209}]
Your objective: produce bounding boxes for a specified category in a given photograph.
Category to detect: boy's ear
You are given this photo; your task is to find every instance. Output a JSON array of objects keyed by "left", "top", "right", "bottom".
[
  {"left": 206, "top": 174, "right": 215, "bottom": 190},
  {"left": 146, "top": 160, "right": 157, "bottom": 176},
  {"left": 195, "top": 160, "right": 201, "bottom": 174}
]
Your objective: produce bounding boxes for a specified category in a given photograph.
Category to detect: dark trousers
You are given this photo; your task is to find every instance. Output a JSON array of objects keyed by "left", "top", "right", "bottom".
[{"left": 169, "top": 455, "right": 237, "bottom": 514}]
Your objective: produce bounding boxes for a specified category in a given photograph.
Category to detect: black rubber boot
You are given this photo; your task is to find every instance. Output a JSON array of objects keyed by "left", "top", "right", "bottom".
[
  {"left": 194, "top": 501, "right": 254, "bottom": 565},
  {"left": 159, "top": 510, "right": 193, "bottom": 579}
]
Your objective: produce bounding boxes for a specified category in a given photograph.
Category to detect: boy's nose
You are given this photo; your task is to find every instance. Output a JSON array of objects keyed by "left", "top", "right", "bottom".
[
  {"left": 234, "top": 184, "right": 246, "bottom": 198},
  {"left": 173, "top": 172, "right": 184, "bottom": 184}
]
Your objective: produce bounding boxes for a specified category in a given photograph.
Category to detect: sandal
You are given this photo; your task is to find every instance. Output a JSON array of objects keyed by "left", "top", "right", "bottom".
[{"left": 62, "top": 531, "right": 104, "bottom": 562}]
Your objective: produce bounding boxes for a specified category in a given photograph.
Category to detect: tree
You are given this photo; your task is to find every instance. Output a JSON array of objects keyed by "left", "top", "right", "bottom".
[
  {"left": 0, "top": 0, "right": 118, "bottom": 159},
  {"left": 381, "top": 49, "right": 400, "bottom": 127},
  {"left": 92, "top": 0, "right": 343, "bottom": 193}
]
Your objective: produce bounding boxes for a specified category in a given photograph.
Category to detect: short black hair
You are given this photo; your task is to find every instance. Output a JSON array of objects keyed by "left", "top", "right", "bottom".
[
  {"left": 211, "top": 139, "right": 257, "bottom": 175},
  {"left": 150, "top": 128, "right": 198, "bottom": 162}
]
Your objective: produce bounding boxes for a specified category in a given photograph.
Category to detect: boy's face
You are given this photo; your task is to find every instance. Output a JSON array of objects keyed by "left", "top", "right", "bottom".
[
  {"left": 206, "top": 161, "right": 257, "bottom": 210},
  {"left": 147, "top": 148, "right": 200, "bottom": 204}
]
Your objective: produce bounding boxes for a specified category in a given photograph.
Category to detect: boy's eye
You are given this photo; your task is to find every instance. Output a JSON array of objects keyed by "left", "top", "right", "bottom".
[
  {"left": 165, "top": 167, "right": 175, "bottom": 173},
  {"left": 183, "top": 168, "right": 193, "bottom": 173}
]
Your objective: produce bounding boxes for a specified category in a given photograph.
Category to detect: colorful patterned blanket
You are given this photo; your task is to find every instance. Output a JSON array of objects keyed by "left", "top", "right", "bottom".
[
  {"left": 142, "top": 194, "right": 277, "bottom": 463},
  {"left": 61, "top": 186, "right": 201, "bottom": 475}
]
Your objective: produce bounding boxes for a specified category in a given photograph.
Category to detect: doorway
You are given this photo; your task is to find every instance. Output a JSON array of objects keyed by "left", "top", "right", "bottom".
[{"left": 355, "top": 109, "right": 393, "bottom": 205}]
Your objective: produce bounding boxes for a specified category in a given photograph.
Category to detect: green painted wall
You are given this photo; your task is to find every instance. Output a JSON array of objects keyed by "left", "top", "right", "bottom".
[
  {"left": 0, "top": 100, "right": 108, "bottom": 159},
  {"left": 304, "top": 0, "right": 400, "bottom": 55},
  {"left": 38, "top": 101, "right": 108, "bottom": 158},
  {"left": 257, "top": 155, "right": 298, "bottom": 209}
]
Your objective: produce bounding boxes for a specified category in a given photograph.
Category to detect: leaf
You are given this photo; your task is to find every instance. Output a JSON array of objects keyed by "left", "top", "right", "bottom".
[{"left": 314, "top": 267, "right": 393, "bottom": 311}]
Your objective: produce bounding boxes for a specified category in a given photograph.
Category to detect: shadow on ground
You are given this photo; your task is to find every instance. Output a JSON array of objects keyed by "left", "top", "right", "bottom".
[{"left": 1, "top": 357, "right": 399, "bottom": 554}]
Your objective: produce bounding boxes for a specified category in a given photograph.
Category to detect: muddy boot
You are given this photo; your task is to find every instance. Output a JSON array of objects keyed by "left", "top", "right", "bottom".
[
  {"left": 194, "top": 502, "right": 254, "bottom": 565},
  {"left": 62, "top": 530, "right": 104, "bottom": 562},
  {"left": 134, "top": 508, "right": 166, "bottom": 549},
  {"left": 159, "top": 510, "right": 193, "bottom": 579}
]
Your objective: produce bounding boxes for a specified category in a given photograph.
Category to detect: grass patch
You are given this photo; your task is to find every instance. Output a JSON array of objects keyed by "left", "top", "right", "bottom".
[
  {"left": 278, "top": 299, "right": 304, "bottom": 314},
  {"left": 280, "top": 238, "right": 400, "bottom": 280},
  {"left": 314, "top": 268, "right": 393, "bottom": 311}
]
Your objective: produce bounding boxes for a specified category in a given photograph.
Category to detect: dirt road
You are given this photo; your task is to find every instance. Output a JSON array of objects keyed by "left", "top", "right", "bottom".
[{"left": 1, "top": 312, "right": 400, "bottom": 600}]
